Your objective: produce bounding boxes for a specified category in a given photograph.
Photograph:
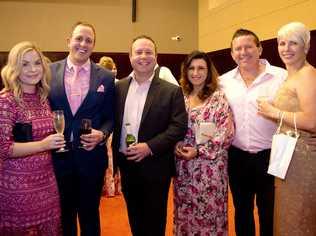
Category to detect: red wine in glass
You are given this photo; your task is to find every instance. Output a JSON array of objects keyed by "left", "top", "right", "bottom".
[{"left": 79, "top": 119, "right": 92, "bottom": 148}]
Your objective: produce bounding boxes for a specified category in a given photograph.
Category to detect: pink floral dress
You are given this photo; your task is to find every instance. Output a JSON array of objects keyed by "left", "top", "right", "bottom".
[
  {"left": 0, "top": 92, "right": 62, "bottom": 235},
  {"left": 173, "top": 90, "right": 234, "bottom": 236}
]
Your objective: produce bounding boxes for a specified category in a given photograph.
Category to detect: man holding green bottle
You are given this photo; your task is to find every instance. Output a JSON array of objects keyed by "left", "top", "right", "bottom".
[{"left": 112, "top": 35, "right": 187, "bottom": 236}]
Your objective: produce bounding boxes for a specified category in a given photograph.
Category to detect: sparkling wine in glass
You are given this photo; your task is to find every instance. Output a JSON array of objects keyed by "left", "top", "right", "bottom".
[
  {"left": 53, "top": 110, "right": 68, "bottom": 152},
  {"left": 79, "top": 119, "right": 92, "bottom": 148},
  {"left": 257, "top": 87, "right": 271, "bottom": 103}
]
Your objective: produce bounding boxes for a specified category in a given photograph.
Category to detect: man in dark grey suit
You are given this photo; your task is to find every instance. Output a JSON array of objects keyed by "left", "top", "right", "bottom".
[
  {"left": 112, "top": 35, "right": 187, "bottom": 236},
  {"left": 49, "top": 22, "right": 114, "bottom": 236}
]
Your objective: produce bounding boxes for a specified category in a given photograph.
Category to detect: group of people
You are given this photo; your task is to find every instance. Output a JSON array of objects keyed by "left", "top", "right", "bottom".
[
  {"left": 0, "top": 22, "right": 114, "bottom": 236},
  {"left": 0, "top": 20, "right": 315, "bottom": 236}
]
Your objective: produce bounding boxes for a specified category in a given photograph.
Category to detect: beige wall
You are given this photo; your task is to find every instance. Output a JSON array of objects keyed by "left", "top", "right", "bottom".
[
  {"left": 0, "top": 0, "right": 197, "bottom": 53},
  {"left": 199, "top": 0, "right": 316, "bottom": 52}
]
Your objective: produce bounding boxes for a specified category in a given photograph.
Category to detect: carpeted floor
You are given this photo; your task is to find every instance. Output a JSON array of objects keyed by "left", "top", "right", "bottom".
[{"left": 98, "top": 186, "right": 259, "bottom": 236}]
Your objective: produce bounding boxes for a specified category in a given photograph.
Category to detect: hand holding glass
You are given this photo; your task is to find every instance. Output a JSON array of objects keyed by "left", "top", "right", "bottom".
[
  {"left": 257, "top": 87, "right": 271, "bottom": 103},
  {"left": 79, "top": 119, "right": 92, "bottom": 148},
  {"left": 53, "top": 110, "right": 68, "bottom": 152}
]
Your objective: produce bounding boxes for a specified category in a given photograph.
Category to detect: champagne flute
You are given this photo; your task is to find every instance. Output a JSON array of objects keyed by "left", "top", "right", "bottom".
[
  {"left": 53, "top": 110, "right": 68, "bottom": 152},
  {"left": 79, "top": 119, "right": 92, "bottom": 148},
  {"left": 257, "top": 86, "right": 271, "bottom": 103},
  {"left": 257, "top": 87, "right": 272, "bottom": 113}
]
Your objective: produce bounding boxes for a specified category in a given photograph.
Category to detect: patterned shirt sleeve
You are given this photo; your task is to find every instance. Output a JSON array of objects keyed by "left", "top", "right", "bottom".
[
  {"left": 0, "top": 94, "right": 16, "bottom": 161},
  {"left": 198, "top": 91, "right": 235, "bottom": 159}
]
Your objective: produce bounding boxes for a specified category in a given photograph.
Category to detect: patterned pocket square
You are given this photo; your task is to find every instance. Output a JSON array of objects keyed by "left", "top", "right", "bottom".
[{"left": 97, "top": 84, "right": 105, "bottom": 92}]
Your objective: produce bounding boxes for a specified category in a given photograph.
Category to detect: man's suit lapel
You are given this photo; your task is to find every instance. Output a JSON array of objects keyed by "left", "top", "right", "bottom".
[
  {"left": 118, "top": 77, "right": 132, "bottom": 129},
  {"left": 88, "top": 63, "right": 100, "bottom": 93},
  {"left": 141, "top": 76, "right": 160, "bottom": 124}
]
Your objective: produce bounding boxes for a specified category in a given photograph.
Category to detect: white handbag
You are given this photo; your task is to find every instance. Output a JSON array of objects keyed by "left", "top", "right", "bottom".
[{"left": 268, "top": 112, "right": 299, "bottom": 179}]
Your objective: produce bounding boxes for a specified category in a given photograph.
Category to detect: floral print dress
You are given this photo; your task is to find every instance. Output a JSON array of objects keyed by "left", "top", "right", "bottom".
[{"left": 173, "top": 90, "right": 234, "bottom": 236}]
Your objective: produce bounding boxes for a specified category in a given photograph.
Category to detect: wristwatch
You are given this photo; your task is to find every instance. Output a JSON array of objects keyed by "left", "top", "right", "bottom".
[{"left": 99, "top": 131, "right": 109, "bottom": 145}]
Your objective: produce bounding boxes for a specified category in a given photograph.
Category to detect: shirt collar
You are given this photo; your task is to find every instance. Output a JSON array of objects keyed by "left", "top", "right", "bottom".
[
  {"left": 232, "top": 59, "right": 273, "bottom": 80},
  {"left": 262, "top": 59, "right": 275, "bottom": 75},
  {"left": 66, "top": 57, "right": 91, "bottom": 72},
  {"left": 128, "top": 64, "right": 159, "bottom": 78},
  {"left": 130, "top": 71, "right": 155, "bottom": 85}
]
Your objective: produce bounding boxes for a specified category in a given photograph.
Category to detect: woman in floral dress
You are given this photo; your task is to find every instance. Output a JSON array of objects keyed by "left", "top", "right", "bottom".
[
  {"left": 174, "top": 50, "right": 235, "bottom": 236},
  {"left": 0, "top": 41, "right": 63, "bottom": 235}
]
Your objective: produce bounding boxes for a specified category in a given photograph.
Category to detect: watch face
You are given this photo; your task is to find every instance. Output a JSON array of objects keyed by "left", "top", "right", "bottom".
[{"left": 102, "top": 132, "right": 109, "bottom": 142}]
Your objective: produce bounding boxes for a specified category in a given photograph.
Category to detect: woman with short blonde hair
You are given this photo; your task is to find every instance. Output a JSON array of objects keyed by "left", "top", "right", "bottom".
[{"left": 258, "top": 22, "right": 316, "bottom": 236}]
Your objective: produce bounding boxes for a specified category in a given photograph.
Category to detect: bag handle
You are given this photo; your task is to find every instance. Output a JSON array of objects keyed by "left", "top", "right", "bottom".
[
  {"left": 276, "top": 112, "right": 285, "bottom": 134},
  {"left": 276, "top": 111, "right": 299, "bottom": 137},
  {"left": 293, "top": 112, "right": 299, "bottom": 137}
]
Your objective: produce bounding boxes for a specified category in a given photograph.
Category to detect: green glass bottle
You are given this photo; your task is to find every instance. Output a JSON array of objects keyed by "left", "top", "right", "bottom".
[
  {"left": 126, "top": 133, "right": 136, "bottom": 147},
  {"left": 125, "top": 123, "right": 136, "bottom": 147}
]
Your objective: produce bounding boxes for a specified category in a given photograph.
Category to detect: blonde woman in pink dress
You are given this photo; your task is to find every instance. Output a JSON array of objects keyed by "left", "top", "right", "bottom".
[
  {"left": 174, "top": 51, "right": 235, "bottom": 235},
  {"left": 0, "top": 41, "right": 63, "bottom": 235}
]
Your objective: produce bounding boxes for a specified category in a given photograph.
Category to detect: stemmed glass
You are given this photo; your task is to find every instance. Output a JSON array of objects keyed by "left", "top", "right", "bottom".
[
  {"left": 53, "top": 110, "right": 68, "bottom": 152},
  {"left": 257, "top": 87, "right": 271, "bottom": 103},
  {"left": 79, "top": 119, "right": 92, "bottom": 148}
]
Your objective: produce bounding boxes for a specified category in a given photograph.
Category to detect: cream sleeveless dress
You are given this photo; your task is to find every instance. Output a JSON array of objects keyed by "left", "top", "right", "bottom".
[{"left": 273, "top": 83, "right": 316, "bottom": 236}]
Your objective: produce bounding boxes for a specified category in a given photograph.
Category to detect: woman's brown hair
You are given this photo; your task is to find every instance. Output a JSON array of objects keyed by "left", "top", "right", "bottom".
[{"left": 180, "top": 50, "right": 218, "bottom": 101}]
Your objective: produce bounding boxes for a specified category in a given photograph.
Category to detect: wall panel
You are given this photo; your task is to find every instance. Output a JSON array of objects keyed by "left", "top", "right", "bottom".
[
  {"left": 199, "top": 0, "right": 316, "bottom": 51},
  {"left": 0, "top": 0, "right": 197, "bottom": 53}
]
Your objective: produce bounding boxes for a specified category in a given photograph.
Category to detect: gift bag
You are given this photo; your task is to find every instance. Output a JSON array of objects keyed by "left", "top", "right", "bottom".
[{"left": 268, "top": 113, "right": 299, "bottom": 179}]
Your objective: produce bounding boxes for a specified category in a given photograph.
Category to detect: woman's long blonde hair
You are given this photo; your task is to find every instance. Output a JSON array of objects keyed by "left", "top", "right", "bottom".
[{"left": 1, "top": 41, "right": 51, "bottom": 103}]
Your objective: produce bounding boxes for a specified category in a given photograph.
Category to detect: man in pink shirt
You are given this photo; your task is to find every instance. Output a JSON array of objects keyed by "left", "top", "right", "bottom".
[
  {"left": 49, "top": 22, "right": 114, "bottom": 236},
  {"left": 220, "top": 29, "right": 287, "bottom": 236}
]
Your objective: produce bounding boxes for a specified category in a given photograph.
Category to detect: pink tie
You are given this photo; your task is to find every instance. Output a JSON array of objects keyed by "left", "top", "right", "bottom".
[{"left": 70, "top": 66, "right": 81, "bottom": 115}]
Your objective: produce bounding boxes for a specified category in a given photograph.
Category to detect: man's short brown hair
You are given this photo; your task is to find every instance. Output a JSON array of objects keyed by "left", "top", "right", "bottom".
[
  {"left": 130, "top": 35, "right": 157, "bottom": 55},
  {"left": 231, "top": 28, "right": 261, "bottom": 49},
  {"left": 70, "top": 21, "right": 96, "bottom": 44}
]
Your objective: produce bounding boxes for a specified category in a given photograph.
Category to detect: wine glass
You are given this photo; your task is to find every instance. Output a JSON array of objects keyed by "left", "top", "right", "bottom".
[
  {"left": 53, "top": 110, "right": 68, "bottom": 152},
  {"left": 257, "top": 86, "right": 271, "bottom": 103},
  {"left": 79, "top": 119, "right": 92, "bottom": 148}
]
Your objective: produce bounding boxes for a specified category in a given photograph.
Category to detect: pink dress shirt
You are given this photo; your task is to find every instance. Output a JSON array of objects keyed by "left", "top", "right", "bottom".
[
  {"left": 219, "top": 59, "right": 287, "bottom": 153},
  {"left": 64, "top": 58, "right": 91, "bottom": 115}
]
